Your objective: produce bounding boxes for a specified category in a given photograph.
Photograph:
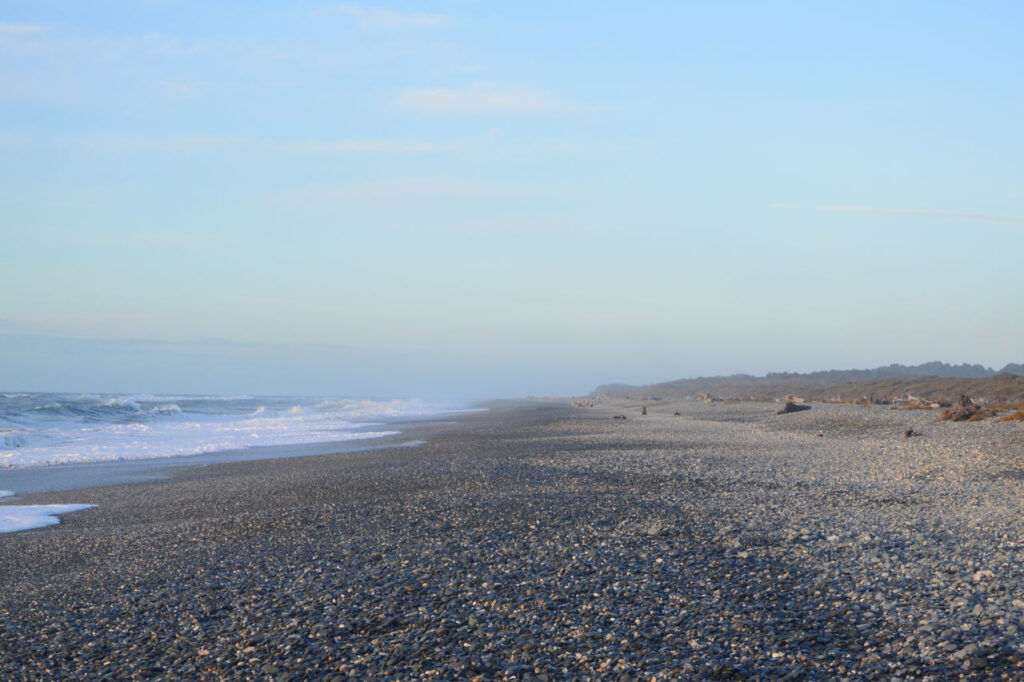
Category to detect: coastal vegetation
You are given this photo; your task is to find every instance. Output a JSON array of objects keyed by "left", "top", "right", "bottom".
[
  {"left": 996, "top": 404, "right": 1024, "bottom": 422},
  {"left": 591, "top": 363, "right": 1024, "bottom": 421}
]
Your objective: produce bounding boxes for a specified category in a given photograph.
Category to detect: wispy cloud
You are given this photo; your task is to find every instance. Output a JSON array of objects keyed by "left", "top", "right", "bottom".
[
  {"left": 4, "top": 222, "right": 213, "bottom": 248},
  {"left": 0, "top": 315, "right": 155, "bottom": 337},
  {"left": 161, "top": 80, "right": 212, "bottom": 98},
  {"left": 62, "top": 133, "right": 442, "bottom": 155},
  {"left": 0, "top": 22, "right": 41, "bottom": 36},
  {"left": 803, "top": 204, "right": 1024, "bottom": 225},
  {"left": 398, "top": 84, "right": 569, "bottom": 114},
  {"left": 276, "top": 138, "right": 440, "bottom": 154},
  {"left": 0, "top": 132, "right": 29, "bottom": 148},
  {"left": 322, "top": 5, "right": 449, "bottom": 30},
  {"left": 278, "top": 177, "right": 526, "bottom": 204},
  {"left": 6, "top": 129, "right": 641, "bottom": 160},
  {"left": 0, "top": 328, "right": 356, "bottom": 356},
  {"left": 441, "top": 215, "right": 618, "bottom": 236}
]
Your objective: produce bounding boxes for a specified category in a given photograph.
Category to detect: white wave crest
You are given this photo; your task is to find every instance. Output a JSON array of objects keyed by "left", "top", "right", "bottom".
[
  {"left": 2, "top": 430, "right": 27, "bottom": 449},
  {"left": 315, "top": 399, "right": 350, "bottom": 409},
  {"left": 101, "top": 397, "right": 142, "bottom": 411},
  {"left": 0, "top": 393, "right": 473, "bottom": 469}
]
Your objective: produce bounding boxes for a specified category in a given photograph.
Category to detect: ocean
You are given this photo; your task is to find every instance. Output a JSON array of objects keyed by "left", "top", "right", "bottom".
[{"left": 0, "top": 392, "right": 468, "bottom": 469}]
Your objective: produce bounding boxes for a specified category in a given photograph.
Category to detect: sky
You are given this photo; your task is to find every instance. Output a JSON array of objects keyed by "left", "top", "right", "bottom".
[{"left": 2, "top": 1, "right": 1023, "bottom": 399}]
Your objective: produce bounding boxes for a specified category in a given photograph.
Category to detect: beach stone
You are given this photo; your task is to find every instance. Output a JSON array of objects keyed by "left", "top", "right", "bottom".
[{"left": 3, "top": 401, "right": 1024, "bottom": 679}]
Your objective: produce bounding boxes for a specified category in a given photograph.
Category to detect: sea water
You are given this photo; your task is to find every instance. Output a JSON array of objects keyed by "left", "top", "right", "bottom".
[
  {"left": 0, "top": 392, "right": 465, "bottom": 468},
  {"left": 0, "top": 392, "right": 472, "bottom": 532}
]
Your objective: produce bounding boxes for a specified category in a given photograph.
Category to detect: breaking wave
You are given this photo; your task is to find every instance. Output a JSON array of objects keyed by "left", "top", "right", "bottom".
[{"left": 0, "top": 393, "right": 473, "bottom": 468}]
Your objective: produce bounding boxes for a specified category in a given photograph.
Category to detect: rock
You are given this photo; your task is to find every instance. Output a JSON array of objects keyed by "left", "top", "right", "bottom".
[{"left": 777, "top": 401, "right": 812, "bottom": 415}]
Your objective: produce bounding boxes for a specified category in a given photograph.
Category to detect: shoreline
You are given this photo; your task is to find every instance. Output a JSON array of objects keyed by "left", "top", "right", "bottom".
[
  {"left": 2, "top": 399, "right": 1023, "bottom": 678},
  {"left": 0, "top": 410, "right": 479, "bottom": 497}
]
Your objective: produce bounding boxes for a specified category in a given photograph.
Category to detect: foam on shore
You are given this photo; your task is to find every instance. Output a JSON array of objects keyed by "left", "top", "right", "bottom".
[{"left": 0, "top": 501, "right": 96, "bottom": 534}]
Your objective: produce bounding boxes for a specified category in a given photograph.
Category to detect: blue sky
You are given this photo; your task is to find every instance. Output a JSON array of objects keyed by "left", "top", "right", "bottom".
[{"left": 2, "top": 1, "right": 1022, "bottom": 398}]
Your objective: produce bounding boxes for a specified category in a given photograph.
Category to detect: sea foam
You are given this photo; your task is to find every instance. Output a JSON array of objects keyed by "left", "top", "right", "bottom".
[
  {"left": 0, "top": 502, "right": 96, "bottom": 533},
  {"left": 0, "top": 393, "right": 472, "bottom": 468}
]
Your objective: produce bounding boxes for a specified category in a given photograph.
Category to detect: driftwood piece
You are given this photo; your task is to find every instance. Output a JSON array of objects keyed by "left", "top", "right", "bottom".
[
  {"left": 939, "top": 395, "right": 982, "bottom": 422},
  {"left": 900, "top": 395, "right": 941, "bottom": 410},
  {"left": 777, "top": 401, "right": 812, "bottom": 415}
]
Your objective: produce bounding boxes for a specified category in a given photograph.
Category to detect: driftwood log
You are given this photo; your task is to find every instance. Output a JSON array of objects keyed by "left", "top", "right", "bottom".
[
  {"left": 939, "top": 395, "right": 981, "bottom": 422},
  {"left": 777, "top": 401, "right": 812, "bottom": 415}
]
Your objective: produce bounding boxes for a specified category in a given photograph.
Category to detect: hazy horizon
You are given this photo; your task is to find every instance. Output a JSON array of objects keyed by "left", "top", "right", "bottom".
[
  {"left": 3, "top": 2, "right": 1023, "bottom": 399},
  {"left": 2, "top": 338, "right": 1020, "bottom": 401}
]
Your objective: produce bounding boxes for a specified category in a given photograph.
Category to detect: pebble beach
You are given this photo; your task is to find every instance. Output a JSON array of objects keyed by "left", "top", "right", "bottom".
[{"left": 2, "top": 400, "right": 1024, "bottom": 680}]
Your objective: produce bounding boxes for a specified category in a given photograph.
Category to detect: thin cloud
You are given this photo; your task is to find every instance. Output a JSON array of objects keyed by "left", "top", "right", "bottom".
[
  {"left": 278, "top": 177, "right": 526, "bottom": 203},
  {"left": 277, "top": 138, "right": 440, "bottom": 154},
  {"left": 11, "top": 129, "right": 640, "bottom": 158},
  {"left": 162, "top": 80, "right": 212, "bottom": 98},
  {"left": 441, "top": 215, "right": 618, "bottom": 236},
  {"left": 0, "top": 22, "right": 41, "bottom": 36},
  {"left": 65, "top": 133, "right": 442, "bottom": 155},
  {"left": 5, "top": 223, "right": 213, "bottom": 248},
  {"left": 398, "top": 84, "right": 569, "bottom": 115},
  {"left": 0, "top": 316, "right": 154, "bottom": 337},
  {"left": 0, "top": 330, "right": 356, "bottom": 356},
  {"left": 323, "top": 5, "right": 449, "bottom": 30},
  {"left": 808, "top": 205, "right": 1024, "bottom": 225},
  {"left": 0, "top": 132, "right": 29, "bottom": 148}
]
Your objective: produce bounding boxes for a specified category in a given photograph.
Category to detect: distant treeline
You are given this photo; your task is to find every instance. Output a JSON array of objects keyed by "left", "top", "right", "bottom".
[{"left": 593, "top": 361, "right": 1024, "bottom": 404}]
